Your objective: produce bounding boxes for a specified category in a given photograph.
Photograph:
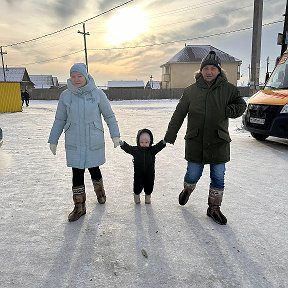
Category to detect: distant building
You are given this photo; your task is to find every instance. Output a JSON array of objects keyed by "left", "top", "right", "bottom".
[
  {"left": 145, "top": 80, "right": 161, "bottom": 89},
  {"left": 0, "top": 67, "right": 34, "bottom": 89},
  {"left": 52, "top": 77, "right": 59, "bottom": 87},
  {"left": 160, "top": 45, "right": 241, "bottom": 88},
  {"left": 107, "top": 80, "right": 144, "bottom": 90},
  {"left": 29, "top": 75, "right": 55, "bottom": 89}
]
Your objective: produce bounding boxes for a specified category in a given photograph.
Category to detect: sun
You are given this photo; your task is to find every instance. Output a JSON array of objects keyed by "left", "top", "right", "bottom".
[{"left": 106, "top": 7, "right": 149, "bottom": 46}]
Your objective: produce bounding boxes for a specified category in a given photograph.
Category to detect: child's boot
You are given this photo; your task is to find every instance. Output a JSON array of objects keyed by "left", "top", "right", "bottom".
[
  {"left": 92, "top": 178, "right": 106, "bottom": 204},
  {"left": 145, "top": 194, "right": 151, "bottom": 204},
  {"left": 68, "top": 185, "right": 86, "bottom": 222},
  {"left": 134, "top": 193, "right": 140, "bottom": 204}
]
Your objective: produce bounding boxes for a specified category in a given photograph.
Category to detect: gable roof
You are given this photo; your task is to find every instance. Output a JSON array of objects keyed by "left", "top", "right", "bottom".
[
  {"left": 145, "top": 80, "right": 161, "bottom": 89},
  {"left": 29, "top": 75, "right": 54, "bottom": 88},
  {"left": 162, "top": 45, "right": 241, "bottom": 66},
  {"left": 0, "top": 67, "right": 33, "bottom": 84},
  {"left": 108, "top": 80, "right": 144, "bottom": 88}
]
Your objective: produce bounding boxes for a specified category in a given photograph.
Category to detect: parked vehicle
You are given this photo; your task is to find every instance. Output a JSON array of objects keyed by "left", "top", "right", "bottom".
[{"left": 242, "top": 51, "right": 288, "bottom": 141}]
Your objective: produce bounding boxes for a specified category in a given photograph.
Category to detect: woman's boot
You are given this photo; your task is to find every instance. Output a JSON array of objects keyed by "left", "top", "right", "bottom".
[
  {"left": 68, "top": 185, "right": 86, "bottom": 222},
  {"left": 92, "top": 179, "right": 106, "bottom": 204},
  {"left": 179, "top": 182, "right": 196, "bottom": 205},
  {"left": 207, "top": 187, "right": 227, "bottom": 225}
]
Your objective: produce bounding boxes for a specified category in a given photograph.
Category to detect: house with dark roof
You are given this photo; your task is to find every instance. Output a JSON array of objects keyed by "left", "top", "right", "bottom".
[
  {"left": 160, "top": 45, "right": 241, "bottom": 88},
  {"left": 0, "top": 67, "right": 34, "bottom": 89}
]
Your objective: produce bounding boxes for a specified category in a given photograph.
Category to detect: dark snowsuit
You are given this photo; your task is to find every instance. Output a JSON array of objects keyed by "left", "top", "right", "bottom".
[{"left": 120, "top": 129, "right": 166, "bottom": 195}]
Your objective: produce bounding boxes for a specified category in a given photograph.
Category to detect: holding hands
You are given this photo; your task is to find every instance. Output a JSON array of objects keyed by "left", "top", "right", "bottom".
[{"left": 112, "top": 137, "right": 121, "bottom": 148}]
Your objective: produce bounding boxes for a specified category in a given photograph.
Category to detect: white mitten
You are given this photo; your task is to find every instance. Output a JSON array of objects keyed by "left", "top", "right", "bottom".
[
  {"left": 49, "top": 143, "right": 57, "bottom": 155},
  {"left": 112, "top": 137, "right": 120, "bottom": 148}
]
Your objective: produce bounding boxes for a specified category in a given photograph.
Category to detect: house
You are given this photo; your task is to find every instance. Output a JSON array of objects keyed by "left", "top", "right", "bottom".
[
  {"left": 52, "top": 77, "right": 59, "bottom": 87},
  {"left": 160, "top": 45, "right": 241, "bottom": 88},
  {"left": 145, "top": 80, "right": 161, "bottom": 89},
  {"left": 107, "top": 80, "right": 144, "bottom": 90},
  {"left": 29, "top": 75, "right": 55, "bottom": 89},
  {"left": 0, "top": 67, "right": 34, "bottom": 90}
]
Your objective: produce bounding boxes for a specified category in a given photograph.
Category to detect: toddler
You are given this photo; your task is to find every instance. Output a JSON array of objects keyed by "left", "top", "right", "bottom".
[{"left": 120, "top": 128, "right": 165, "bottom": 204}]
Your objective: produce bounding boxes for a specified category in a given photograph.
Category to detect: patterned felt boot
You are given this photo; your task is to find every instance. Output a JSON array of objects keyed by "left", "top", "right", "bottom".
[
  {"left": 92, "top": 179, "right": 106, "bottom": 204},
  {"left": 179, "top": 182, "right": 196, "bottom": 206},
  {"left": 207, "top": 187, "right": 227, "bottom": 225},
  {"left": 145, "top": 194, "right": 151, "bottom": 204},
  {"left": 68, "top": 185, "right": 86, "bottom": 222},
  {"left": 134, "top": 193, "right": 140, "bottom": 204}
]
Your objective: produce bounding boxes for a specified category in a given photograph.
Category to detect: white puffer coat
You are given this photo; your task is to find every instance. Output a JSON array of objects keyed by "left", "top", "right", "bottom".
[{"left": 48, "top": 75, "right": 120, "bottom": 169}]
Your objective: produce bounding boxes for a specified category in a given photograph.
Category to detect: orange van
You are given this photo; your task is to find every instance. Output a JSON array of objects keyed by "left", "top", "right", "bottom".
[{"left": 242, "top": 51, "right": 288, "bottom": 140}]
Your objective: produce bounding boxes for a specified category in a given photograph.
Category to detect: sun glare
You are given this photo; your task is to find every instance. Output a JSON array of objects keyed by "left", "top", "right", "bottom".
[{"left": 106, "top": 7, "right": 149, "bottom": 46}]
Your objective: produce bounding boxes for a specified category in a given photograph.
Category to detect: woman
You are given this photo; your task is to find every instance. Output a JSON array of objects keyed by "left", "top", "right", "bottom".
[{"left": 48, "top": 63, "right": 120, "bottom": 222}]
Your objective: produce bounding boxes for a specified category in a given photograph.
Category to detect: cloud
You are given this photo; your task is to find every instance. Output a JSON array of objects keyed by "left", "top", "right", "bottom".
[{"left": 49, "top": 0, "right": 89, "bottom": 24}]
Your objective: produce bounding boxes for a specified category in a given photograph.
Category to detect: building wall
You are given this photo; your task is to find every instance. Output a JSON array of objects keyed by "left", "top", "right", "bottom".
[
  {"left": 163, "top": 62, "right": 240, "bottom": 88},
  {"left": 0, "top": 82, "right": 22, "bottom": 112}
]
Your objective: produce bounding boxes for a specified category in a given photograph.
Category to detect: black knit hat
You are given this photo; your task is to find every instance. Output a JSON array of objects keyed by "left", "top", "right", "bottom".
[{"left": 200, "top": 51, "right": 221, "bottom": 71}]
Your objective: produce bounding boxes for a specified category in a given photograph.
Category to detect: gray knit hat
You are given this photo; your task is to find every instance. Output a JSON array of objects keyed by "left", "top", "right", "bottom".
[
  {"left": 200, "top": 51, "right": 221, "bottom": 71},
  {"left": 70, "top": 63, "right": 89, "bottom": 81}
]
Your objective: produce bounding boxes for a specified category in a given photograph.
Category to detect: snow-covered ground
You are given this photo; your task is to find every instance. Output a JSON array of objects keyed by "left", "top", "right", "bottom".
[{"left": 0, "top": 99, "right": 287, "bottom": 288}]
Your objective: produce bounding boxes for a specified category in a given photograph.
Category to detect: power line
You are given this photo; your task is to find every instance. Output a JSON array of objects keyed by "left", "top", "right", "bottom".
[
  {"left": 2, "top": 0, "right": 134, "bottom": 48},
  {"left": 12, "top": 19, "right": 282, "bottom": 66},
  {"left": 13, "top": 50, "right": 83, "bottom": 66},
  {"left": 89, "top": 20, "right": 283, "bottom": 51}
]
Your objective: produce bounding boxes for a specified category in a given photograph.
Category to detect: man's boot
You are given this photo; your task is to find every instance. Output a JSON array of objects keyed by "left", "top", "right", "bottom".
[
  {"left": 207, "top": 187, "right": 227, "bottom": 225},
  {"left": 92, "top": 179, "right": 106, "bottom": 204},
  {"left": 68, "top": 185, "right": 86, "bottom": 222},
  {"left": 179, "top": 182, "right": 196, "bottom": 206}
]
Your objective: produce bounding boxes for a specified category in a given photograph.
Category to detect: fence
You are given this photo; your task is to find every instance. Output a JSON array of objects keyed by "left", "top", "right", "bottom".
[{"left": 30, "top": 86, "right": 250, "bottom": 101}]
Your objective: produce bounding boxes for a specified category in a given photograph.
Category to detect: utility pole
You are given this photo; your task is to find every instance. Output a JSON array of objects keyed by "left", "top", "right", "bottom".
[
  {"left": 77, "top": 23, "right": 90, "bottom": 72},
  {"left": 281, "top": 0, "right": 288, "bottom": 55},
  {"left": 150, "top": 75, "right": 153, "bottom": 88},
  {"left": 250, "top": 0, "right": 263, "bottom": 95},
  {"left": 248, "top": 64, "right": 251, "bottom": 85},
  {"left": 265, "top": 56, "right": 270, "bottom": 83},
  {"left": 0, "top": 46, "right": 7, "bottom": 82}
]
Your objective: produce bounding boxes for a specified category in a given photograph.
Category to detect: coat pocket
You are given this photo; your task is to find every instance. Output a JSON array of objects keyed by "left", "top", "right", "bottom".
[
  {"left": 217, "top": 129, "right": 231, "bottom": 143},
  {"left": 184, "top": 128, "right": 199, "bottom": 140},
  {"left": 64, "top": 122, "right": 77, "bottom": 150},
  {"left": 89, "top": 121, "right": 105, "bottom": 150}
]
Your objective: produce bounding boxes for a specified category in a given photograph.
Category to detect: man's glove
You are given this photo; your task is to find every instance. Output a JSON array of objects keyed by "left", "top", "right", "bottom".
[
  {"left": 49, "top": 143, "right": 57, "bottom": 155},
  {"left": 112, "top": 137, "right": 121, "bottom": 148}
]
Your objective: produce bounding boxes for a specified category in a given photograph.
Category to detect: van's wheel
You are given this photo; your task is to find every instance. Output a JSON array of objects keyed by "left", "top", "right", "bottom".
[{"left": 251, "top": 132, "right": 268, "bottom": 141}]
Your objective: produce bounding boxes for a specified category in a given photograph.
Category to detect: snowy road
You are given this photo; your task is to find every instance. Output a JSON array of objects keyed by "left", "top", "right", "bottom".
[{"left": 0, "top": 100, "right": 287, "bottom": 288}]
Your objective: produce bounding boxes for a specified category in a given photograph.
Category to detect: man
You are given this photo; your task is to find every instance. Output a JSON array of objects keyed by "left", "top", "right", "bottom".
[
  {"left": 164, "top": 51, "right": 246, "bottom": 225},
  {"left": 23, "top": 89, "right": 30, "bottom": 107}
]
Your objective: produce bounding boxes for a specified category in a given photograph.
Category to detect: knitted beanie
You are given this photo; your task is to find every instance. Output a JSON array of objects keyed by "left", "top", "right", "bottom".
[
  {"left": 200, "top": 51, "right": 221, "bottom": 71},
  {"left": 70, "top": 63, "right": 89, "bottom": 81}
]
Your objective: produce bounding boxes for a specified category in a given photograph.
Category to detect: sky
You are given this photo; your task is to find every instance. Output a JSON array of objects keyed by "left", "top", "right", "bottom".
[{"left": 0, "top": 0, "right": 286, "bottom": 86}]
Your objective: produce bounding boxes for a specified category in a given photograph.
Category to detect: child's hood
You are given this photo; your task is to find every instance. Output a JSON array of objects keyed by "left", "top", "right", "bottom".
[{"left": 136, "top": 128, "right": 154, "bottom": 147}]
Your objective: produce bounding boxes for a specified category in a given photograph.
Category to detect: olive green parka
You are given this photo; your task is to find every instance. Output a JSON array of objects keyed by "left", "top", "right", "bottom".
[{"left": 164, "top": 72, "right": 246, "bottom": 164}]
